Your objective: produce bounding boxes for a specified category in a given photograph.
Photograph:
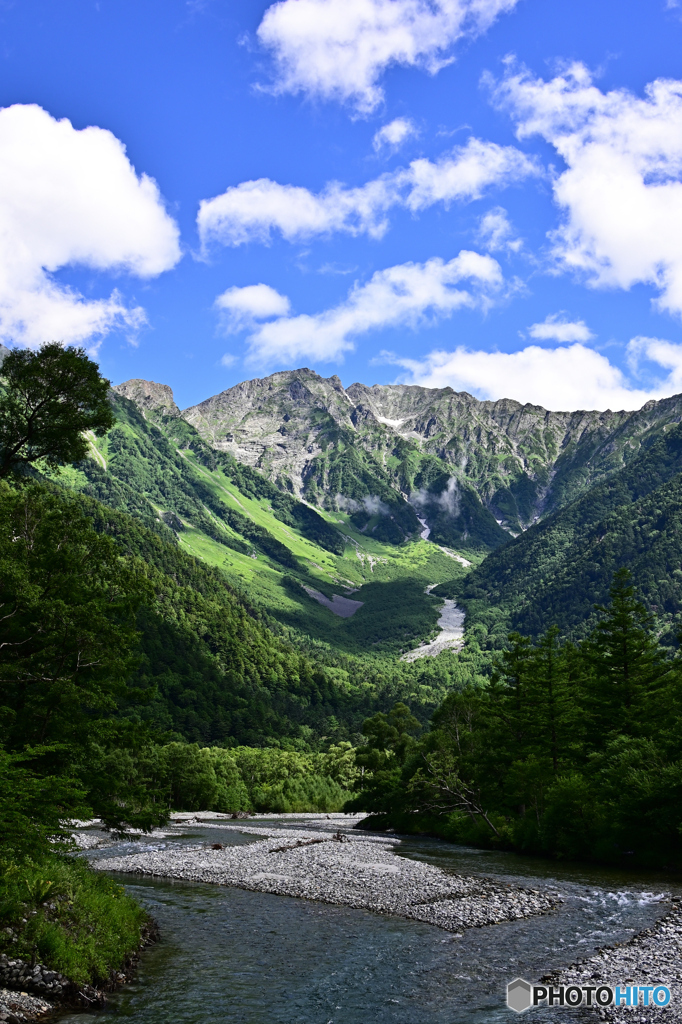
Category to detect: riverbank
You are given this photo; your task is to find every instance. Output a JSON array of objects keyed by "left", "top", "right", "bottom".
[
  {"left": 545, "top": 898, "right": 682, "bottom": 1022},
  {"left": 94, "top": 821, "right": 561, "bottom": 931},
  {"left": 76, "top": 816, "right": 682, "bottom": 1022},
  {"left": 0, "top": 855, "right": 157, "bottom": 1021}
]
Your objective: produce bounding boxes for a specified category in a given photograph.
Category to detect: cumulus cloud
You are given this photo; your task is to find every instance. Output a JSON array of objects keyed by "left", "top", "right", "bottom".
[
  {"left": 215, "top": 283, "right": 291, "bottom": 332},
  {"left": 373, "top": 116, "right": 418, "bottom": 151},
  {"left": 477, "top": 206, "right": 522, "bottom": 252},
  {"left": 528, "top": 314, "right": 594, "bottom": 343},
  {"left": 197, "top": 137, "right": 537, "bottom": 247},
  {"left": 0, "top": 104, "right": 180, "bottom": 349},
  {"left": 388, "top": 334, "right": 682, "bottom": 411},
  {"left": 256, "top": 0, "right": 519, "bottom": 114},
  {"left": 492, "top": 63, "right": 682, "bottom": 318},
  {"left": 231, "top": 250, "right": 504, "bottom": 365}
]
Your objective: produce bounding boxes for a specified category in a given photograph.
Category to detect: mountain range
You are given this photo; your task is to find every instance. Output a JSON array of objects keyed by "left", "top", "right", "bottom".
[
  {"left": 122, "top": 367, "right": 682, "bottom": 545},
  {"left": 59, "top": 366, "right": 682, "bottom": 658}
]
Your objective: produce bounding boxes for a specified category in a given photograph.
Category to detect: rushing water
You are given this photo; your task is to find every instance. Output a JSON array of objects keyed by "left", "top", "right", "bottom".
[{"left": 62, "top": 818, "right": 680, "bottom": 1024}]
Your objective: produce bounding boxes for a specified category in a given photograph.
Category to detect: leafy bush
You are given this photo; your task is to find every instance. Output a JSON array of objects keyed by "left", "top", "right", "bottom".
[{"left": 0, "top": 855, "right": 147, "bottom": 985}]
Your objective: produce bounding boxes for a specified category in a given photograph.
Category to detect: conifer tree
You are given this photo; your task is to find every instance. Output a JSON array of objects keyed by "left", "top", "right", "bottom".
[{"left": 583, "top": 568, "right": 665, "bottom": 741}]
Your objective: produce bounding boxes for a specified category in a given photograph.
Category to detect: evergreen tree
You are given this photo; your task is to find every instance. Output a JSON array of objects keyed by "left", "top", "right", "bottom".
[{"left": 583, "top": 568, "right": 666, "bottom": 741}]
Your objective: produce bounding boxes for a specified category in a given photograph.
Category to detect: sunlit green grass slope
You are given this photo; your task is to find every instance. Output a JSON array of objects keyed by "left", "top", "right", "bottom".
[{"left": 64, "top": 395, "right": 479, "bottom": 658}]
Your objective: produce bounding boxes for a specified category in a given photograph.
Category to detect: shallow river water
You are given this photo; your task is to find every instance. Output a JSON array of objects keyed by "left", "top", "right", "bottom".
[{"left": 63, "top": 818, "right": 680, "bottom": 1024}]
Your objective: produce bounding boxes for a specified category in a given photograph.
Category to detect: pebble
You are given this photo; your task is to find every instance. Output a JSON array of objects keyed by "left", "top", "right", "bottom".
[
  {"left": 0, "top": 986, "right": 52, "bottom": 1022},
  {"left": 0, "top": 957, "right": 68, "bottom": 1004},
  {"left": 94, "top": 824, "right": 562, "bottom": 932},
  {"left": 545, "top": 898, "right": 682, "bottom": 1021}
]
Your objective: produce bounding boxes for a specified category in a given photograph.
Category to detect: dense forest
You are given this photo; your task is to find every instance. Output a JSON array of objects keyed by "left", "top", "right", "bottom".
[
  {"left": 352, "top": 571, "right": 682, "bottom": 869},
  {"left": 452, "top": 422, "right": 682, "bottom": 645}
]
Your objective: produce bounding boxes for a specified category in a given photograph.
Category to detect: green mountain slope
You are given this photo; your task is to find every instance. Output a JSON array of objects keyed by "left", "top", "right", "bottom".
[
  {"left": 6, "top": 480, "right": 466, "bottom": 751},
  {"left": 456, "top": 422, "right": 682, "bottom": 644},
  {"left": 59, "top": 387, "right": 472, "bottom": 661},
  {"left": 63, "top": 370, "right": 682, "bottom": 688}
]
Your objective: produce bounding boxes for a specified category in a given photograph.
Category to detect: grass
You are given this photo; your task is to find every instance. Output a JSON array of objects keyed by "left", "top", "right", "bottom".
[
  {"left": 0, "top": 855, "right": 148, "bottom": 985},
  {"left": 56, "top": 422, "right": 483, "bottom": 660},
  {"left": 165, "top": 440, "right": 484, "bottom": 657}
]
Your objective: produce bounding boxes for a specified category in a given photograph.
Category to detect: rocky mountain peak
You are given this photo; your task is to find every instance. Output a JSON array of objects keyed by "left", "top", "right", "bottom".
[{"left": 112, "top": 379, "right": 180, "bottom": 418}]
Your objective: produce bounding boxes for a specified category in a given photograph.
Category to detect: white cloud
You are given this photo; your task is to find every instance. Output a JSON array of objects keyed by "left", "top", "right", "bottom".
[
  {"left": 215, "top": 283, "right": 291, "bottom": 332},
  {"left": 528, "top": 313, "right": 594, "bottom": 343},
  {"left": 256, "top": 0, "right": 519, "bottom": 114},
  {"left": 373, "top": 116, "right": 418, "bottom": 151},
  {"left": 0, "top": 104, "right": 180, "bottom": 349},
  {"left": 493, "top": 63, "right": 682, "bottom": 318},
  {"left": 197, "top": 137, "right": 537, "bottom": 247},
  {"left": 477, "top": 206, "right": 522, "bottom": 252},
  {"left": 388, "top": 334, "right": 682, "bottom": 411},
  {"left": 404, "top": 138, "right": 535, "bottom": 210},
  {"left": 234, "top": 250, "right": 504, "bottom": 365}
]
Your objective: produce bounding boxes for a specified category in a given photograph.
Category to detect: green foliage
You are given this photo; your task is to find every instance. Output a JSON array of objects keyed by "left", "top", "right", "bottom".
[
  {"left": 0, "top": 343, "right": 114, "bottom": 479},
  {"left": 0, "top": 481, "right": 169, "bottom": 834},
  {"left": 0, "top": 751, "right": 87, "bottom": 861},
  {"left": 346, "top": 704, "right": 421, "bottom": 814},
  {"left": 353, "top": 572, "right": 682, "bottom": 868},
  {"left": 0, "top": 855, "right": 147, "bottom": 985},
  {"left": 251, "top": 775, "right": 351, "bottom": 813},
  {"left": 460, "top": 423, "right": 682, "bottom": 642},
  {"left": 414, "top": 477, "right": 509, "bottom": 551},
  {"left": 78, "top": 394, "right": 343, "bottom": 562},
  {"left": 0, "top": 482, "right": 145, "bottom": 752},
  {"left": 114, "top": 741, "right": 360, "bottom": 814}
]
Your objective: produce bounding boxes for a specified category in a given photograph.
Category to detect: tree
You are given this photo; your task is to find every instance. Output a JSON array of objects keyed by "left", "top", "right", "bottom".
[
  {"left": 0, "top": 343, "right": 114, "bottom": 478},
  {"left": 583, "top": 568, "right": 667, "bottom": 741},
  {"left": 0, "top": 483, "right": 167, "bottom": 831},
  {"left": 0, "top": 484, "right": 145, "bottom": 751},
  {"left": 346, "top": 703, "right": 421, "bottom": 813}
]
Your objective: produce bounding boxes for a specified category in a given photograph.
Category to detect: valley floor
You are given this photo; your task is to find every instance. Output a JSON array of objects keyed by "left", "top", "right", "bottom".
[{"left": 93, "top": 818, "right": 559, "bottom": 932}]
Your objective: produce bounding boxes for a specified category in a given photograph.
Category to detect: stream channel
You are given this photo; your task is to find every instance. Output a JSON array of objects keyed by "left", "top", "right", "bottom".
[{"left": 67, "top": 816, "right": 679, "bottom": 1024}]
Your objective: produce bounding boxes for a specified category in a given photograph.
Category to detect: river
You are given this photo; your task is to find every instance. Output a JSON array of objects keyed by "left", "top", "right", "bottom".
[{"left": 63, "top": 816, "right": 679, "bottom": 1024}]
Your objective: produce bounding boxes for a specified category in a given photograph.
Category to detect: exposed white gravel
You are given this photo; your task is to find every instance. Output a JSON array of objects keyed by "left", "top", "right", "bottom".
[
  {"left": 94, "top": 824, "right": 561, "bottom": 932},
  {"left": 401, "top": 583, "right": 465, "bottom": 661},
  {"left": 0, "top": 987, "right": 52, "bottom": 1022},
  {"left": 546, "top": 898, "right": 682, "bottom": 1021}
]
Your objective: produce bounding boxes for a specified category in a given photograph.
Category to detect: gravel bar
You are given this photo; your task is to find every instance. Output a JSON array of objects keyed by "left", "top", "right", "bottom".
[
  {"left": 94, "top": 825, "right": 561, "bottom": 932},
  {"left": 545, "top": 898, "right": 682, "bottom": 1021},
  {"left": 0, "top": 987, "right": 52, "bottom": 1022}
]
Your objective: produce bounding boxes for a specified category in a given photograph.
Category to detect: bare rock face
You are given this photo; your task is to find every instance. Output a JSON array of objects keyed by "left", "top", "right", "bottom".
[
  {"left": 181, "top": 367, "right": 682, "bottom": 531},
  {"left": 112, "top": 379, "right": 180, "bottom": 418},
  {"left": 107, "top": 366, "right": 682, "bottom": 539},
  {"left": 182, "top": 368, "right": 356, "bottom": 494}
]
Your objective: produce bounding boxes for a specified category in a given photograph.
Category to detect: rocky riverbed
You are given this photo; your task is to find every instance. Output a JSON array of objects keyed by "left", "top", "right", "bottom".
[
  {"left": 545, "top": 898, "right": 682, "bottom": 1021},
  {"left": 94, "top": 822, "right": 561, "bottom": 932},
  {"left": 0, "top": 987, "right": 52, "bottom": 1024}
]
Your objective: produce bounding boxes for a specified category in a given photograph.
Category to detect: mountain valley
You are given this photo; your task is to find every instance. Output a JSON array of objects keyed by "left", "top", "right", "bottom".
[{"left": 80, "top": 367, "right": 682, "bottom": 654}]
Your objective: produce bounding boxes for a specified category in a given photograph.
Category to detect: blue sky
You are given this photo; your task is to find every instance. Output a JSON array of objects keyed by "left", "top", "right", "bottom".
[{"left": 3, "top": 0, "right": 682, "bottom": 411}]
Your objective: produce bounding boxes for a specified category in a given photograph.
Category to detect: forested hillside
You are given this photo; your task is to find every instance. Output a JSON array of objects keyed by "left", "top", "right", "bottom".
[
  {"left": 354, "top": 572, "right": 682, "bottom": 869},
  {"left": 455, "top": 422, "right": 682, "bottom": 644},
  {"left": 60, "top": 388, "right": 470, "bottom": 660}
]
